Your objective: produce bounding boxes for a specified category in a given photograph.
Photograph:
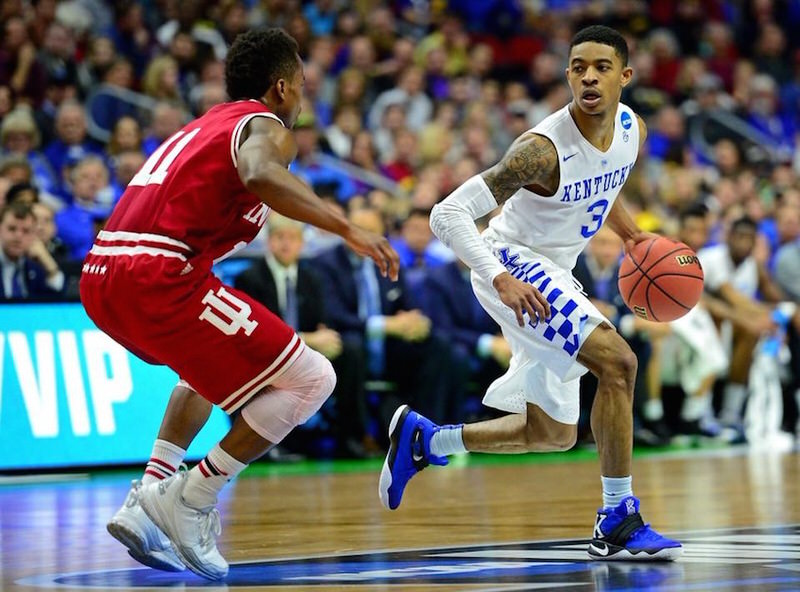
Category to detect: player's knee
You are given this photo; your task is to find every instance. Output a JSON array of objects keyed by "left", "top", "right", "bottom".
[
  {"left": 293, "top": 348, "right": 336, "bottom": 423},
  {"left": 551, "top": 426, "right": 578, "bottom": 451},
  {"left": 596, "top": 339, "right": 637, "bottom": 388},
  {"left": 240, "top": 348, "right": 336, "bottom": 443}
]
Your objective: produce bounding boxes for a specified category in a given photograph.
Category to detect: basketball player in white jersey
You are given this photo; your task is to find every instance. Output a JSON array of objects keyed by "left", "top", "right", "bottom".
[{"left": 379, "top": 25, "right": 682, "bottom": 561}]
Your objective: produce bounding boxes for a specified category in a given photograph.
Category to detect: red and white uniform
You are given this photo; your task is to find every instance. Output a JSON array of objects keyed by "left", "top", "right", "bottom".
[{"left": 80, "top": 100, "right": 304, "bottom": 413}]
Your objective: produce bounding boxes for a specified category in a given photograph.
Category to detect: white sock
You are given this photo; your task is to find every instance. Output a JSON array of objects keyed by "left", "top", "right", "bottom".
[
  {"left": 681, "top": 394, "right": 710, "bottom": 422},
  {"left": 721, "top": 383, "right": 747, "bottom": 425},
  {"left": 643, "top": 399, "right": 663, "bottom": 422},
  {"left": 182, "top": 444, "right": 246, "bottom": 509},
  {"left": 430, "top": 425, "right": 467, "bottom": 456},
  {"left": 602, "top": 475, "right": 633, "bottom": 509},
  {"left": 142, "top": 439, "right": 186, "bottom": 485}
]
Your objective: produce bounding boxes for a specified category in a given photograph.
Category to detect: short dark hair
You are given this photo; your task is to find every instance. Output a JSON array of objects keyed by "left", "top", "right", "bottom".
[
  {"left": 225, "top": 29, "right": 300, "bottom": 101},
  {"left": 731, "top": 216, "right": 757, "bottom": 233},
  {"left": 570, "top": 25, "right": 629, "bottom": 67},
  {"left": 0, "top": 201, "right": 34, "bottom": 224},
  {"left": 678, "top": 202, "right": 708, "bottom": 224},
  {"left": 407, "top": 207, "right": 432, "bottom": 219},
  {"left": 6, "top": 182, "right": 38, "bottom": 205}
]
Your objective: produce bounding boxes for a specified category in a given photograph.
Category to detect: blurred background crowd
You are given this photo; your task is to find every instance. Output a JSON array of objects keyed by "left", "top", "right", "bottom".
[{"left": 2, "top": 0, "right": 800, "bottom": 458}]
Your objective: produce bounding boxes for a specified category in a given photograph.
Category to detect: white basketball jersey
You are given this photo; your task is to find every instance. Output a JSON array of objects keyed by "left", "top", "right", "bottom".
[{"left": 488, "top": 102, "right": 640, "bottom": 270}]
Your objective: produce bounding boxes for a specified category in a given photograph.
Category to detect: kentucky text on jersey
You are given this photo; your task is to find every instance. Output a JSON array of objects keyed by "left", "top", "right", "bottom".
[{"left": 560, "top": 162, "right": 636, "bottom": 203}]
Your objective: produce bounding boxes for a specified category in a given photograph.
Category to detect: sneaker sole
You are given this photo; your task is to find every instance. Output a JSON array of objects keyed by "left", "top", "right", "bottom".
[
  {"left": 588, "top": 545, "right": 683, "bottom": 561},
  {"left": 378, "top": 405, "right": 410, "bottom": 510},
  {"left": 107, "top": 521, "right": 185, "bottom": 572},
  {"left": 138, "top": 487, "right": 228, "bottom": 580}
]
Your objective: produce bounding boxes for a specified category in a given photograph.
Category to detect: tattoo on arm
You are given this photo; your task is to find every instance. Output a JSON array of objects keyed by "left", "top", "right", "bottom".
[{"left": 481, "top": 134, "right": 558, "bottom": 204}]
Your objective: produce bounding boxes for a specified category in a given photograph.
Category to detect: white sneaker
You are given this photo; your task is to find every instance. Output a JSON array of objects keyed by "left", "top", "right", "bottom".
[
  {"left": 138, "top": 471, "right": 229, "bottom": 580},
  {"left": 107, "top": 480, "right": 186, "bottom": 572}
]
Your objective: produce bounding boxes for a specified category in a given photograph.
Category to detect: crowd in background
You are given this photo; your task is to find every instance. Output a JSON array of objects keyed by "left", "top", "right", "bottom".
[{"left": 1, "top": 0, "right": 800, "bottom": 457}]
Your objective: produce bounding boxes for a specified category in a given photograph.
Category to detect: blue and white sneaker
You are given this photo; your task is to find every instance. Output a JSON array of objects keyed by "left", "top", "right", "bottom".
[
  {"left": 588, "top": 496, "right": 682, "bottom": 561},
  {"left": 378, "top": 405, "right": 448, "bottom": 510}
]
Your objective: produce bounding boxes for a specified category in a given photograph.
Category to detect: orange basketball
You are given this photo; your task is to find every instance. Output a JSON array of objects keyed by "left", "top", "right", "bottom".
[{"left": 618, "top": 237, "right": 704, "bottom": 322}]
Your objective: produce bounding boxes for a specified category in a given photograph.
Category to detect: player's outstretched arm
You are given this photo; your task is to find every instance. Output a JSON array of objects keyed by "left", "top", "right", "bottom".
[
  {"left": 237, "top": 117, "right": 398, "bottom": 279},
  {"left": 430, "top": 133, "right": 557, "bottom": 326}
]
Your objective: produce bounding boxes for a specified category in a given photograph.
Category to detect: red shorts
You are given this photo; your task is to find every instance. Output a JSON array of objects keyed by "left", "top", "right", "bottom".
[{"left": 80, "top": 245, "right": 301, "bottom": 414}]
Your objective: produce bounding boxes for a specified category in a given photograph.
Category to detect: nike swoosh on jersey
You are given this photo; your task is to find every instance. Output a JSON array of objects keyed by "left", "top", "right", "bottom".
[{"left": 562, "top": 153, "right": 578, "bottom": 161}]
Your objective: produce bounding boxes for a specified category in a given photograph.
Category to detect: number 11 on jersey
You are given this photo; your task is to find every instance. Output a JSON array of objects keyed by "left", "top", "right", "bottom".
[{"left": 129, "top": 128, "right": 201, "bottom": 187}]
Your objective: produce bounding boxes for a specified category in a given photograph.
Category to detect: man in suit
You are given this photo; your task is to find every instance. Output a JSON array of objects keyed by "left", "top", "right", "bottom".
[
  {"left": 313, "top": 206, "right": 453, "bottom": 426},
  {"left": 0, "top": 201, "right": 65, "bottom": 301},
  {"left": 422, "top": 258, "right": 510, "bottom": 421},
  {"left": 235, "top": 214, "right": 369, "bottom": 458}
]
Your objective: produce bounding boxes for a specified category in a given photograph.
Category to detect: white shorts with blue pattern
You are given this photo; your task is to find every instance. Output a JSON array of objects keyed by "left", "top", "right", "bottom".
[{"left": 471, "top": 234, "right": 611, "bottom": 424}]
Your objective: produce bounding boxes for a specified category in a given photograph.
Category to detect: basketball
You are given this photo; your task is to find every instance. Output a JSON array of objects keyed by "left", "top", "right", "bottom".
[{"left": 618, "top": 237, "right": 704, "bottom": 322}]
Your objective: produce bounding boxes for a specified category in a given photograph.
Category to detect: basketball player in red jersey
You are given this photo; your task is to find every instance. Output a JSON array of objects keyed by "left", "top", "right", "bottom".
[{"left": 81, "top": 29, "right": 398, "bottom": 580}]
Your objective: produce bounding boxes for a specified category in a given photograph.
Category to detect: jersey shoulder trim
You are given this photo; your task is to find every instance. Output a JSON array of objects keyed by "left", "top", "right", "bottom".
[{"left": 230, "top": 112, "right": 285, "bottom": 168}]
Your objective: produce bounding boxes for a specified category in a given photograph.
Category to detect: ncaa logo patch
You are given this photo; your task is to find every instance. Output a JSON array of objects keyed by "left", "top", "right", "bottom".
[{"left": 620, "top": 110, "right": 632, "bottom": 130}]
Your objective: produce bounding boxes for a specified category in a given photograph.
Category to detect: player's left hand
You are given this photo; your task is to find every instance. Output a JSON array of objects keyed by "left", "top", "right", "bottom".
[
  {"left": 624, "top": 231, "right": 660, "bottom": 256},
  {"left": 344, "top": 226, "right": 400, "bottom": 280}
]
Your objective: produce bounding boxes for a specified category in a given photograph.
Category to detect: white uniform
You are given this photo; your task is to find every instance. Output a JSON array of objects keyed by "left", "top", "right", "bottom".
[{"left": 475, "top": 103, "right": 640, "bottom": 423}]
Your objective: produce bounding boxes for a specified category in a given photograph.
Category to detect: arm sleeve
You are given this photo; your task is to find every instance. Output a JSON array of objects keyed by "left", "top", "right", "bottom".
[{"left": 429, "top": 175, "right": 508, "bottom": 285}]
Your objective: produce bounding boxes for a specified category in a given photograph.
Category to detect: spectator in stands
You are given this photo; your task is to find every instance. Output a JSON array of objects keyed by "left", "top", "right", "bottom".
[
  {"left": 44, "top": 101, "right": 103, "bottom": 190},
  {"left": 107, "top": 116, "right": 141, "bottom": 157},
  {"left": 6, "top": 182, "right": 38, "bottom": 205},
  {"left": 312, "top": 206, "right": 453, "bottom": 424},
  {"left": 110, "top": 150, "right": 145, "bottom": 200},
  {"left": 745, "top": 74, "right": 795, "bottom": 161},
  {"left": 0, "top": 201, "right": 64, "bottom": 300},
  {"left": 422, "top": 256, "right": 508, "bottom": 421},
  {"left": 190, "top": 82, "right": 227, "bottom": 117},
  {"left": 55, "top": 155, "right": 113, "bottom": 261},
  {"left": 381, "top": 128, "right": 417, "bottom": 186},
  {"left": 324, "top": 105, "right": 362, "bottom": 159},
  {"left": 234, "top": 214, "right": 372, "bottom": 458},
  {"left": 142, "top": 55, "right": 186, "bottom": 108},
  {"left": 368, "top": 66, "right": 432, "bottom": 132},
  {"left": 38, "top": 23, "right": 77, "bottom": 91},
  {"left": 0, "top": 154, "right": 33, "bottom": 186},
  {"left": 333, "top": 67, "right": 367, "bottom": 113},
  {"left": 699, "top": 216, "right": 786, "bottom": 431},
  {"left": 32, "top": 201, "right": 67, "bottom": 262},
  {"left": 641, "top": 206, "right": 730, "bottom": 440},
  {"left": 0, "top": 16, "right": 47, "bottom": 107},
  {"left": 290, "top": 112, "right": 357, "bottom": 204},
  {"left": 0, "top": 106, "right": 58, "bottom": 195},
  {"left": 76, "top": 36, "right": 116, "bottom": 98},
  {"left": 141, "top": 102, "right": 184, "bottom": 156},
  {"left": 110, "top": 1, "right": 155, "bottom": 75},
  {"left": 390, "top": 208, "right": 453, "bottom": 271}
]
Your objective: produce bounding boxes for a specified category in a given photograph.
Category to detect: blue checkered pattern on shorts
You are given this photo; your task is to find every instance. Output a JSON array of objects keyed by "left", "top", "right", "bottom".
[{"left": 498, "top": 248, "right": 589, "bottom": 357}]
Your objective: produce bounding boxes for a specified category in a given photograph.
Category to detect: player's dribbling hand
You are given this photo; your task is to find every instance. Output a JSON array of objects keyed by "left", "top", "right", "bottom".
[
  {"left": 623, "top": 231, "right": 660, "bottom": 256},
  {"left": 344, "top": 226, "right": 400, "bottom": 281},
  {"left": 493, "top": 272, "right": 551, "bottom": 327}
]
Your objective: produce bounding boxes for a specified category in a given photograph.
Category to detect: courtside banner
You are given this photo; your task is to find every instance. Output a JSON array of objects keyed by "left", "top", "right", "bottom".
[{"left": 0, "top": 303, "right": 229, "bottom": 470}]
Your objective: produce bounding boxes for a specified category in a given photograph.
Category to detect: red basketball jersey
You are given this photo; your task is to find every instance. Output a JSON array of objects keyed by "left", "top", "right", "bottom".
[{"left": 104, "top": 100, "right": 282, "bottom": 272}]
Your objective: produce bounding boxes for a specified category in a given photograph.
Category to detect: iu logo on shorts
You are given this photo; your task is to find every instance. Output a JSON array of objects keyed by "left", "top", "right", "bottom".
[{"left": 199, "top": 287, "right": 259, "bottom": 336}]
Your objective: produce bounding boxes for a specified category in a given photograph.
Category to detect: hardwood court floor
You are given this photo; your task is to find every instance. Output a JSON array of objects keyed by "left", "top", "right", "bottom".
[{"left": 3, "top": 448, "right": 800, "bottom": 591}]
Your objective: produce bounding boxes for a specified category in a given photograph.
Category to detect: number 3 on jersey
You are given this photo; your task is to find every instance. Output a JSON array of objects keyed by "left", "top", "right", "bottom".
[
  {"left": 129, "top": 128, "right": 201, "bottom": 186},
  {"left": 580, "top": 199, "right": 609, "bottom": 238}
]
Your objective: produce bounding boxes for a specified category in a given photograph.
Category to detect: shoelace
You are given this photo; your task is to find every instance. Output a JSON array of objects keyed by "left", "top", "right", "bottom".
[
  {"left": 125, "top": 480, "right": 142, "bottom": 507},
  {"left": 198, "top": 508, "right": 222, "bottom": 551}
]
